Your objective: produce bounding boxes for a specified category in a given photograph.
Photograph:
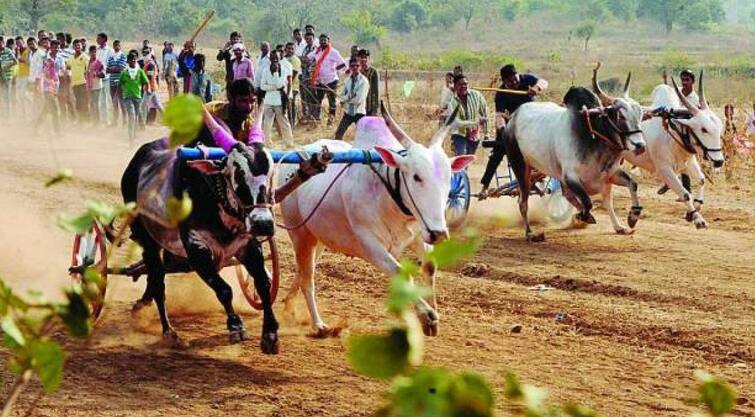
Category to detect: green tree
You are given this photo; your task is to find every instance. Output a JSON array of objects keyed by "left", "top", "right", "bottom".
[
  {"left": 638, "top": 0, "right": 725, "bottom": 33},
  {"left": 341, "top": 10, "right": 386, "bottom": 46},
  {"left": 389, "top": 0, "right": 428, "bottom": 33},
  {"left": 575, "top": 21, "right": 596, "bottom": 51}
]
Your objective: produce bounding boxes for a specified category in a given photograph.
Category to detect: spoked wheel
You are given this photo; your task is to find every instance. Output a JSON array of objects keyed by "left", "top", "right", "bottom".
[
  {"left": 544, "top": 179, "right": 574, "bottom": 223},
  {"left": 235, "top": 238, "right": 280, "bottom": 310},
  {"left": 69, "top": 223, "right": 109, "bottom": 321},
  {"left": 446, "top": 170, "right": 472, "bottom": 229}
]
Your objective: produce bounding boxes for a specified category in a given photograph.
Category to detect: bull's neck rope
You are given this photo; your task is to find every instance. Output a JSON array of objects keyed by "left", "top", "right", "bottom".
[
  {"left": 201, "top": 172, "right": 271, "bottom": 222},
  {"left": 664, "top": 117, "right": 722, "bottom": 158},
  {"left": 580, "top": 109, "right": 624, "bottom": 151}
]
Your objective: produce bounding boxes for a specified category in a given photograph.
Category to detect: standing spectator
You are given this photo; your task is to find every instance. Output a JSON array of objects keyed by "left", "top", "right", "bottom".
[
  {"left": 307, "top": 34, "right": 347, "bottom": 126},
  {"left": 0, "top": 37, "right": 18, "bottom": 116},
  {"left": 35, "top": 39, "right": 64, "bottom": 132},
  {"left": 253, "top": 42, "right": 271, "bottom": 104},
  {"left": 95, "top": 33, "right": 113, "bottom": 124},
  {"left": 217, "top": 31, "right": 241, "bottom": 89},
  {"left": 260, "top": 51, "right": 293, "bottom": 147},
  {"left": 162, "top": 42, "right": 179, "bottom": 99},
  {"left": 304, "top": 24, "right": 315, "bottom": 35},
  {"left": 85, "top": 45, "right": 105, "bottom": 124},
  {"left": 178, "top": 41, "right": 195, "bottom": 93},
  {"left": 31, "top": 37, "right": 48, "bottom": 100},
  {"left": 26, "top": 37, "right": 42, "bottom": 110},
  {"left": 14, "top": 37, "right": 30, "bottom": 116},
  {"left": 292, "top": 28, "right": 306, "bottom": 56},
  {"left": 119, "top": 51, "right": 149, "bottom": 142},
  {"left": 190, "top": 54, "right": 212, "bottom": 103},
  {"left": 67, "top": 39, "right": 89, "bottom": 121},
  {"left": 106, "top": 40, "right": 127, "bottom": 126},
  {"left": 231, "top": 43, "right": 253, "bottom": 82},
  {"left": 284, "top": 42, "right": 301, "bottom": 126},
  {"left": 357, "top": 49, "right": 379, "bottom": 116},
  {"left": 437, "top": 72, "right": 455, "bottom": 125},
  {"left": 298, "top": 31, "right": 317, "bottom": 122},
  {"left": 350, "top": 45, "right": 359, "bottom": 60},
  {"left": 448, "top": 74, "right": 488, "bottom": 156},
  {"left": 139, "top": 47, "right": 160, "bottom": 124},
  {"left": 334, "top": 58, "right": 368, "bottom": 140}
]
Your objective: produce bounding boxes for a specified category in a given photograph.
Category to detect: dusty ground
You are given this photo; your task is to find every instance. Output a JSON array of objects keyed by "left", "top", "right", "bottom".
[{"left": 0, "top": 118, "right": 753, "bottom": 417}]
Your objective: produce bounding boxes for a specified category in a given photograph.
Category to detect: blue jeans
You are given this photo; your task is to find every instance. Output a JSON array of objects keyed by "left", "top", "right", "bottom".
[
  {"left": 452, "top": 134, "right": 479, "bottom": 156},
  {"left": 123, "top": 97, "right": 142, "bottom": 141}
]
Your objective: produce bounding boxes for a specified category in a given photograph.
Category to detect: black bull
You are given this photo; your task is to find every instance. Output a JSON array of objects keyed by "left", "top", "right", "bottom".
[{"left": 121, "top": 138, "right": 327, "bottom": 354}]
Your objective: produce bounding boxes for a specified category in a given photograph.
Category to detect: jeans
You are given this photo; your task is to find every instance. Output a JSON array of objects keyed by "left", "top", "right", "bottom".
[
  {"left": 314, "top": 80, "right": 338, "bottom": 123},
  {"left": 0, "top": 80, "right": 11, "bottom": 116},
  {"left": 263, "top": 104, "right": 293, "bottom": 146},
  {"left": 166, "top": 76, "right": 179, "bottom": 100},
  {"left": 89, "top": 89, "right": 102, "bottom": 123},
  {"left": 110, "top": 85, "right": 126, "bottom": 124},
  {"left": 288, "top": 90, "right": 298, "bottom": 126},
  {"left": 73, "top": 84, "right": 89, "bottom": 121},
  {"left": 451, "top": 134, "right": 480, "bottom": 156},
  {"left": 123, "top": 97, "right": 143, "bottom": 141},
  {"left": 36, "top": 93, "right": 60, "bottom": 130},
  {"left": 334, "top": 113, "right": 364, "bottom": 140}
]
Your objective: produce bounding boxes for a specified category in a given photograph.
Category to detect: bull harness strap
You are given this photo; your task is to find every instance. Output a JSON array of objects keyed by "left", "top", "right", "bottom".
[
  {"left": 581, "top": 108, "right": 623, "bottom": 151},
  {"left": 364, "top": 150, "right": 413, "bottom": 217}
]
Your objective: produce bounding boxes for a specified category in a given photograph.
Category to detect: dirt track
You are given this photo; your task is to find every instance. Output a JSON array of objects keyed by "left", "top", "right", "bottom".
[{"left": 0, "top": 121, "right": 753, "bottom": 417}]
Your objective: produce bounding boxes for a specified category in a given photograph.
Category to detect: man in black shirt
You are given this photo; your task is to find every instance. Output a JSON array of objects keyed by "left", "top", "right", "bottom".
[{"left": 479, "top": 64, "right": 548, "bottom": 196}]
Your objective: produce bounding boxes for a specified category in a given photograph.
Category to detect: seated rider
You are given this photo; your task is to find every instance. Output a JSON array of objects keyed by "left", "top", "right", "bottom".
[
  {"left": 479, "top": 64, "right": 548, "bottom": 197},
  {"left": 193, "top": 78, "right": 261, "bottom": 148}
]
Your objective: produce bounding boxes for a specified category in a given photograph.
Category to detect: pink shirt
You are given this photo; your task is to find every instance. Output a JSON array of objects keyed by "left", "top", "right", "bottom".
[
  {"left": 86, "top": 59, "right": 104, "bottom": 90},
  {"left": 306, "top": 46, "right": 346, "bottom": 85},
  {"left": 232, "top": 57, "right": 254, "bottom": 82},
  {"left": 42, "top": 54, "right": 64, "bottom": 94}
]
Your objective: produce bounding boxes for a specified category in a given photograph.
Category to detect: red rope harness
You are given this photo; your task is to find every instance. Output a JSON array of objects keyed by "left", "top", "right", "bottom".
[{"left": 581, "top": 108, "right": 622, "bottom": 150}]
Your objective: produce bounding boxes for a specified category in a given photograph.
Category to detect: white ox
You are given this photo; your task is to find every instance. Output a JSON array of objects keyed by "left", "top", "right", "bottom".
[
  {"left": 278, "top": 108, "right": 474, "bottom": 337},
  {"left": 623, "top": 71, "right": 724, "bottom": 228},
  {"left": 503, "top": 65, "right": 647, "bottom": 241}
]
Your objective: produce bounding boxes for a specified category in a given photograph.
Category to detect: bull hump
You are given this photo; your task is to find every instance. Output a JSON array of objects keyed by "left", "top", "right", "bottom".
[{"left": 352, "top": 116, "right": 402, "bottom": 149}]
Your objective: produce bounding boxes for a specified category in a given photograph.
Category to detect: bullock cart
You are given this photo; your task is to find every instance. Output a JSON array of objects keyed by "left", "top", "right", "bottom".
[{"left": 68, "top": 147, "right": 478, "bottom": 320}]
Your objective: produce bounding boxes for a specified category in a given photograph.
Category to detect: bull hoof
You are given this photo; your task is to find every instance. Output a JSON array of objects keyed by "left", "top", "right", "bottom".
[
  {"left": 526, "top": 232, "right": 546, "bottom": 242},
  {"left": 628, "top": 206, "right": 642, "bottom": 228},
  {"left": 615, "top": 227, "right": 634, "bottom": 235},
  {"left": 163, "top": 330, "right": 189, "bottom": 349},
  {"left": 422, "top": 320, "right": 439, "bottom": 337},
  {"left": 685, "top": 210, "right": 695, "bottom": 222},
  {"left": 309, "top": 325, "right": 342, "bottom": 339},
  {"left": 419, "top": 310, "right": 440, "bottom": 337},
  {"left": 261, "top": 332, "right": 279, "bottom": 355},
  {"left": 693, "top": 199, "right": 704, "bottom": 211},
  {"left": 693, "top": 213, "right": 708, "bottom": 229},
  {"left": 229, "top": 327, "right": 248, "bottom": 344},
  {"left": 131, "top": 298, "right": 152, "bottom": 313},
  {"left": 580, "top": 212, "right": 597, "bottom": 224}
]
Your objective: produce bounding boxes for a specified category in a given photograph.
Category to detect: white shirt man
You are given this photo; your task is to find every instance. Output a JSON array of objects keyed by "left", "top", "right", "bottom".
[
  {"left": 259, "top": 53, "right": 293, "bottom": 147},
  {"left": 334, "top": 59, "right": 369, "bottom": 140}
]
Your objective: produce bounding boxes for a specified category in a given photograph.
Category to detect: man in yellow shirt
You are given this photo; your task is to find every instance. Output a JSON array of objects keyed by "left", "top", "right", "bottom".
[{"left": 67, "top": 39, "right": 89, "bottom": 121}]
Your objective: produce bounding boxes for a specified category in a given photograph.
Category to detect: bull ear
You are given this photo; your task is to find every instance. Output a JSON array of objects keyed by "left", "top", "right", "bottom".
[
  {"left": 449, "top": 155, "right": 475, "bottom": 172},
  {"left": 187, "top": 160, "right": 224, "bottom": 174},
  {"left": 374, "top": 146, "right": 402, "bottom": 168}
]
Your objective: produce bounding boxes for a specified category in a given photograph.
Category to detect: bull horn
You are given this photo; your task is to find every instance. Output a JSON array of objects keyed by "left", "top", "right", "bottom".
[
  {"left": 623, "top": 72, "right": 632, "bottom": 99},
  {"left": 591, "top": 62, "right": 615, "bottom": 106},
  {"left": 429, "top": 106, "right": 459, "bottom": 147},
  {"left": 670, "top": 77, "right": 700, "bottom": 116},
  {"left": 698, "top": 69, "right": 709, "bottom": 110},
  {"left": 380, "top": 100, "right": 415, "bottom": 148}
]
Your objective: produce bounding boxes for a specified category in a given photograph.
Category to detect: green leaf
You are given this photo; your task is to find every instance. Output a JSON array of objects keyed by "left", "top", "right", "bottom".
[
  {"left": 348, "top": 328, "right": 411, "bottom": 379},
  {"left": 1, "top": 316, "right": 26, "bottom": 346},
  {"left": 402, "top": 311, "right": 424, "bottom": 367},
  {"left": 163, "top": 94, "right": 204, "bottom": 148},
  {"left": 563, "top": 403, "right": 598, "bottom": 417},
  {"left": 386, "top": 276, "right": 430, "bottom": 316},
  {"left": 57, "top": 213, "right": 95, "bottom": 234},
  {"left": 397, "top": 260, "right": 420, "bottom": 280},
  {"left": 695, "top": 370, "right": 737, "bottom": 417},
  {"left": 427, "top": 229, "right": 481, "bottom": 269},
  {"left": 44, "top": 168, "right": 74, "bottom": 187},
  {"left": 503, "top": 372, "right": 524, "bottom": 400},
  {"left": 86, "top": 200, "right": 135, "bottom": 225},
  {"left": 60, "top": 288, "right": 92, "bottom": 338},
  {"left": 166, "top": 192, "right": 193, "bottom": 223},
  {"left": 389, "top": 367, "right": 453, "bottom": 417},
  {"left": 448, "top": 372, "right": 495, "bottom": 417},
  {"left": 28, "top": 340, "right": 64, "bottom": 392}
]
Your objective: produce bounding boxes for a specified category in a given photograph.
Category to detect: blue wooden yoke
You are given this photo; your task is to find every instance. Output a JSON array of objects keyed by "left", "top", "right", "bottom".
[{"left": 178, "top": 147, "right": 385, "bottom": 164}]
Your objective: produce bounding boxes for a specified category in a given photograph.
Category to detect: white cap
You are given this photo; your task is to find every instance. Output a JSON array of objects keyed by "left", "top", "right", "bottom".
[{"left": 232, "top": 43, "right": 244, "bottom": 51}]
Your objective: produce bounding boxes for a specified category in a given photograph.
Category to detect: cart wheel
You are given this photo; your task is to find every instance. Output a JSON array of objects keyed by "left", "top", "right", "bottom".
[
  {"left": 446, "top": 170, "right": 471, "bottom": 229},
  {"left": 544, "top": 179, "right": 574, "bottom": 224},
  {"left": 70, "top": 223, "right": 108, "bottom": 321},
  {"left": 235, "top": 238, "right": 280, "bottom": 311}
]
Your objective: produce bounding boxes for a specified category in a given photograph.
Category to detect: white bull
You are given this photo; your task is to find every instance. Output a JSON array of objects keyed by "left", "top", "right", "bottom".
[
  {"left": 278, "top": 107, "right": 474, "bottom": 337},
  {"left": 623, "top": 71, "right": 724, "bottom": 228}
]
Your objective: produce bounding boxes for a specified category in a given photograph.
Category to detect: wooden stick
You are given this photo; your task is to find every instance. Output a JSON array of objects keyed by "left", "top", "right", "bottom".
[
  {"left": 472, "top": 87, "right": 529, "bottom": 95},
  {"left": 188, "top": 10, "right": 215, "bottom": 44},
  {"left": 384, "top": 69, "right": 391, "bottom": 113}
]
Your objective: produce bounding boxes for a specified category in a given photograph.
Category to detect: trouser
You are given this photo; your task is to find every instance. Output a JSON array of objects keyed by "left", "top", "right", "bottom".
[
  {"left": 166, "top": 76, "right": 179, "bottom": 100},
  {"left": 89, "top": 89, "right": 102, "bottom": 123},
  {"left": 0, "top": 80, "right": 11, "bottom": 116},
  {"left": 262, "top": 104, "right": 293, "bottom": 146},
  {"left": 313, "top": 80, "right": 338, "bottom": 122},
  {"left": 36, "top": 93, "right": 60, "bottom": 130},
  {"left": 110, "top": 85, "right": 126, "bottom": 124},
  {"left": 123, "top": 97, "right": 143, "bottom": 141},
  {"left": 288, "top": 91, "right": 298, "bottom": 126},
  {"left": 334, "top": 113, "right": 364, "bottom": 140},
  {"left": 98, "top": 80, "right": 111, "bottom": 124},
  {"left": 300, "top": 82, "right": 313, "bottom": 119},
  {"left": 182, "top": 76, "right": 191, "bottom": 94},
  {"left": 15, "top": 78, "right": 29, "bottom": 116},
  {"left": 58, "top": 77, "right": 75, "bottom": 121},
  {"left": 451, "top": 134, "right": 479, "bottom": 156},
  {"left": 72, "top": 84, "right": 89, "bottom": 121},
  {"left": 480, "top": 128, "right": 507, "bottom": 188}
]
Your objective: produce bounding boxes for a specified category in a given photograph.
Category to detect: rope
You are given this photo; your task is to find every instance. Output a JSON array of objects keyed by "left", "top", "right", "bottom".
[{"left": 274, "top": 163, "right": 352, "bottom": 230}]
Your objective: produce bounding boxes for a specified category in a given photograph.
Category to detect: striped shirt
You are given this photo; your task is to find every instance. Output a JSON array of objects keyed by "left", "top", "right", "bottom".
[
  {"left": 107, "top": 52, "right": 127, "bottom": 87},
  {"left": 0, "top": 48, "right": 17, "bottom": 81},
  {"left": 450, "top": 90, "right": 488, "bottom": 137}
]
